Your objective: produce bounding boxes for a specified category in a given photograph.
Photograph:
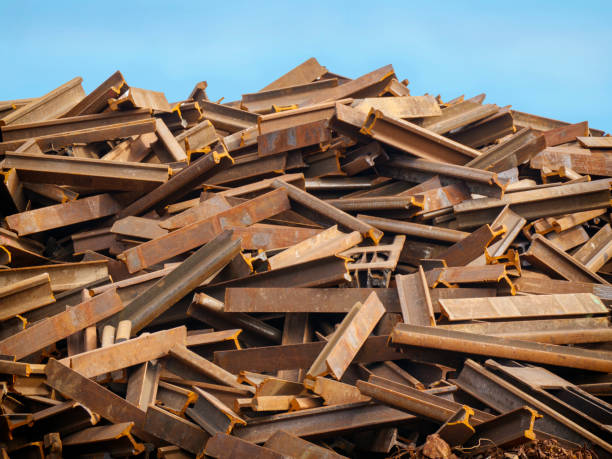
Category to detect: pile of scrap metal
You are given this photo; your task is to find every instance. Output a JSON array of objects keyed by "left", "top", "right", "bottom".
[{"left": 0, "top": 57, "right": 610, "bottom": 458}]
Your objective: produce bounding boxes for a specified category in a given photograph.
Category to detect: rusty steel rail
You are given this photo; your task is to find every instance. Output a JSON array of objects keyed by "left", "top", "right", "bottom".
[
  {"left": 243, "top": 78, "right": 338, "bottom": 114},
  {"left": 357, "top": 214, "right": 468, "bottom": 243},
  {"left": 524, "top": 234, "right": 611, "bottom": 285},
  {"left": 258, "top": 119, "right": 331, "bottom": 157},
  {"left": 258, "top": 99, "right": 350, "bottom": 135},
  {"left": 377, "top": 155, "right": 505, "bottom": 198},
  {"left": 117, "top": 146, "right": 233, "bottom": 218},
  {"left": 200, "top": 100, "right": 258, "bottom": 133},
  {"left": 118, "top": 189, "right": 288, "bottom": 273},
  {"left": 360, "top": 109, "right": 479, "bottom": 165},
  {"left": 260, "top": 57, "right": 328, "bottom": 92},
  {"left": 454, "top": 178, "right": 612, "bottom": 229},
  {"left": 271, "top": 179, "right": 383, "bottom": 242},
  {"left": 390, "top": 323, "right": 612, "bottom": 373},
  {"left": 2, "top": 152, "right": 169, "bottom": 191},
  {"left": 108, "top": 230, "right": 240, "bottom": 333},
  {"left": 467, "top": 127, "right": 546, "bottom": 172}
]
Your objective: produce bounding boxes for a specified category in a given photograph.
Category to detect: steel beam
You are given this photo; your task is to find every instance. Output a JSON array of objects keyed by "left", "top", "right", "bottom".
[
  {"left": 224, "top": 287, "right": 400, "bottom": 313},
  {"left": 260, "top": 57, "right": 327, "bottom": 92},
  {"left": 258, "top": 119, "right": 331, "bottom": 156},
  {"left": 467, "top": 127, "right": 545, "bottom": 172},
  {"left": 200, "top": 100, "right": 258, "bottom": 133},
  {"left": 573, "top": 223, "right": 612, "bottom": 271},
  {"left": 109, "top": 87, "right": 171, "bottom": 112},
  {"left": 205, "top": 433, "right": 286, "bottom": 459},
  {"left": 454, "top": 359, "right": 611, "bottom": 453},
  {"left": 0, "top": 273, "right": 54, "bottom": 320},
  {"left": 264, "top": 430, "right": 348, "bottom": 458},
  {"left": 578, "top": 136, "right": 612, "bottom": 149},
  {"left": 449, "top": 107, "right": 514, "bottom": 148},
  {"left": 377, "top": 155, "right": 504, "bottom": 198},
  {"left": 6, "top": 194, "right": 123, "bottom": 236},
  {"left": 118, "top": 190, "right": 286, "bottom": 273},
  {"left": 454, "top": 179, "right": 611, "bottom": 229},
  {"left": 357, "top": 214, "right": 467, "bottom": 243},
  {"left": 271, "top": 179, "right": 383, "bottom": 242},
  {"left": 62, "top": 422, "right": 145, "bottom": 456},
  {"left": 305, "top": 292, "right": 385, "bottom": 385},
  {"left": 109, "top": 230, "right": 240, "bottom": 332},
  {"left": 0, "top": 260, "right": 108, "bottom": 292},
  {"left": 59, "top": 327, "right": 186, "bottom": 378},
  {"left": 421, "top": 100, "right": 499, "bottom": 135},
  {"left": 3, "top": 152, "right": 168, "bottom": 191},
  {"left": 244, "top": 79, "right": 338, "bottom": 114},
  {"left": 524, "top": 234, "right": 610, "bottom": 285},
  {"left": 1, "top": 77, "right": 85, "bottom": 126},
  {"left": 0, "top": 288, "right": 122, "bottom": 360},
  {"left": 352, "top": 95, "right": 441, "bottom": 119},
  {"left": 258, "top": 99, "right": 347, "bottom": 135},
  {"left": 396, "top": 267, "right": 435, "bottom": 326},
  {"left": 542, "top": 121, "right": 589, "bottom": 147},
  {"left": 360, "top": 110, "right": 478, "bottom": 165},
  {"left": 439, "top": 293, "right": 607, "bottom": 321},
  {"left": 144, "top": 405, "right": 208, "bottom": 455},
  {"left": 390, "top": 323, "right": 612, "bottom": 373}
]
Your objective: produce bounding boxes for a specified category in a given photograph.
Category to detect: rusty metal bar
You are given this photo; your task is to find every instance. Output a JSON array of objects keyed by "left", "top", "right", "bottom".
[
  {"left": 264, "top": 430, "right": 348, "bottom": 458},
  {"left": 352, "top": 95, "right": 441, "bottom": 119},
  {"left": 153, "top": 118, "right": 188, "bottom": 162},
  {"left": 186, "top": 387, "right": 247, "bottom": 433},
  {"left": 467, "top": 127, "right": 545, "bottom": 172},
  {"left": 360, "top": 109, "right": 479, "bottom": 165},
  {"left": 0, "top": 260, "right": 108, "bottom": 292},
  {"left": 232, "top": 224, "right": 321, "bottom": 251},
  {"left": 233, "top": 401, "right": 416, "bottom": 443},
  {"left": 306, "top": 64, "right": 396, "bottom": 105},
  {"left": 454, "top": 359, "right": 611, "bottom": 453},
  {"left": 470, "top": 205, "right": 526, "bottom": 265},
  {"left": 437, "top": 316, "right": 612, "bottom": 345},
  {"left": 244, "top": 79, "right": 338, "bottom": 114},
  {"left": 542, "top": 121, "right": 589, "bottom": 146},
  {"left": 143, "top": 404, "right": 208, "bottom": 455},
  {"left": 0, "top": 288, "right": 122, "bottom": 359},
  {"left": 0, "top": 273, "right": 54, "bottom": 320},
  {"left": 62, "top": 422, "right": 145, "bottom": 456},
  {"left": 524, "top": 234, "right": 610, "bottom": 285},
  {"left": 390, "top": 323, "right": 612, "bottom": 373},
  {"left": 531, "top": 148, "right": 612, "bottom": 176},
  {"left": 438, "top": 224, "right": 504, "bottom": 267},
  {"left": 305, "top": 292, "right": 385, "bottom": 385},
  {"left": 378, "top": 156, "right": 504, "bottom": 199},
  {"left": 126, "top": 360, "right": 162, "bottom": 411},
  {"left": 514, "top": 275, "right": 612, "bottom": 299},
  {"left": 206, "top": 432, "right": 287, "bottom": 458},
  {"left": 109, "top": 87, "right": 171, "bottom": 112},
  {"left": 454, "top": 179, "right": 611, "bottom": 229},
  {"left": 62, "top": 70, "right": 126, "bottom": 117},
  {"left": 271, "top": 179, "right": 383, "bottom": 242},
  {"left": 117, "top": 147, "right": 233, "bottom": 218},
  {"left": 421, "top": 100, "right": 499, "bottom": 135},
  {"left": 357, "top": 214, "right": 467, "bottom": 243},
  {"left": 1, "top": 109, "right": 150, "bottom": 142},
  {"left": 573, "top": 223, "right": 612, "bottom": 271},
  {"left": 465, "top": 407, "right": 539, "bottom": 452},
  {"left": 59, "top": 326, "right": 186, "bottom": 378},
  {"left": 396, "top": 266, "right": 435, "bottom": 326},
  {"left": 260, "top": 57, "right": 327, "bottom": 91},
  {"left": 118, "top": 190, "right": 286, "bottom": 273},
  {"left": 3, "top": 152, "right": 168, "bottom": 191},
  {"left": 175, "top": 119, "right": 218, "bottom": 158},
  {"left": 224, "top": 287, "right": 400, "bottom": 313},
  {"left": 206, "top": 151, "right": 287, "bottom": 186},
  {"left": 268, "top": 225, "right": 361, "bottom": 270},
  {"left": 439, "top": 293, "right": 607, "bottom": 321},
  {"left": 109, "top": 230, "right": 240, "bottom": 332},
  {"left": 6, "top": 194, "right": 122, "bottom": 236},
  {"left": 326, "top": 195, "right": 423, "bottom": 212},
  {"left": 1, "top": 77, "right": 85, "bottom": 126},
  {"left": 214, "top": 335, "right": 409, "bottom": 374},
  {"left": 110, "top": 216, "right": 168, "bottom": 240},
  {"left": 258, "top": 99, "right": 349, "bottom": 135},
  {"left": 577, "top": 136, "right": 612, "bottom": 148},
  {"left": 449, "top": 107, "right": 515, "bottom": 148},
  {"left": 257, "top": 119, "right": 331, "bottom": 157},
  {"left": 200, "top": 100, "right": 258, "bottom": 133}
]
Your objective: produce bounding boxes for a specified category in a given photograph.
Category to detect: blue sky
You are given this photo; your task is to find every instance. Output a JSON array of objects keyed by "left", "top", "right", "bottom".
[{"left": 1, "top": 1, "right": 610, "bottom": 130}]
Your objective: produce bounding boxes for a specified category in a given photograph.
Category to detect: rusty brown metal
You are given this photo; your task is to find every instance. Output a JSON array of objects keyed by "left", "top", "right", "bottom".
[
  {"left": 524, "top": 234, "right": 610, "bottom": 285},
  {"left": 466, "top": 127, "right": 546, "bottom": 172},
  {"left": 271, "top": 179, "right": 383, "bottom": 242},
  {"left": 390, "top": 324, "right": 612, "bottom": 373},
  {"left": 573, "top": 223, "right": 612, "bottom": 271},
  {"left": 449, "top": 107, "right": 515, "bottom": 148},
  {"left": 117, "top": 146, "right": 233, "bottom": 218},
  {"left": 244, "top": 79, "right": 339, "bottom": 114},
  {"left": 0, "top": 273, "right": 54, "bottom": 321},
  {"left": 305, "top": 292, "right": 385, "bottom": 386},
  {"left": 352, "top": 95, "right": 441, "bottom": 119},
  {"left": 264, "top": 430, "right": 348, "bottom": 458},
  {"left": 357, "top": 214, "right": 468, "bottom": 243},
  {"left": 257, "top": 119, "right": 331, "bottom": 157},
  {"left": 118, "top": 190, "right": 287, "bottom": 273},
  {"left": 260, "top": 57, "right": 328, "bottom": 92},
  {"left": 360, "top": 109, "right": 479, "bottom": 165},
  {"left": 1, "top": 77, "right": 85, "bottom": 126},
  {"left": 396, "top": 267, "right": 435, "bottom": 326},
  {"left": 421, "top": 100, "right": 499, "bottom": 135},
  {"left": 542, "top": 121, "right": 589, "bottom": 147}
]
